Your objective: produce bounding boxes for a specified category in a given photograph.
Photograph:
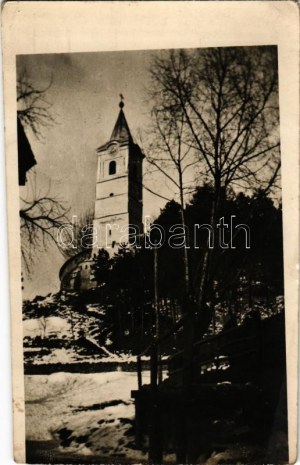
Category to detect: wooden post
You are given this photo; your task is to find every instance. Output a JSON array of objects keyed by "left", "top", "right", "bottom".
[
  {"left": 150, "top": 345, "right": 158, "bottom": 389},
  {"left": 154, "top": 247, "right": 159, "bottom": 337},
  {"left": 182, "top": 307, "right": 195, "bottom": 392},
  {"left": 181, "top": 300, "right": 196, "bottom": 463},
  {"left": 137, "top": 356, "right": 142, "bottom": 390},
  {"left": 149, "top": 404, "right": 163, "bottom": 463},
  {"left": 149, "top": 345, "right": 163, "bottom": 463},
  {"left": 149, "top": 246, "right": 163, "bottom": 462},
  {"left": 154, "top": 247, "right": 163, "bottom": 384}
]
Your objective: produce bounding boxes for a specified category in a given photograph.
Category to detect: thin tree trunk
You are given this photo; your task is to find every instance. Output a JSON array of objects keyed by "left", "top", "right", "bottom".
[
  {"left": 154, "top": 247, "right": 159, "bottom": 337},
  {"left": 196, "top": 182, "right": 221, "bottom": 312},
  {"left": 154, "top": 247, "right": 162, "bottom": 383},
  {"left": 179, "top": 169, "right": 190, "bottom": 297}
]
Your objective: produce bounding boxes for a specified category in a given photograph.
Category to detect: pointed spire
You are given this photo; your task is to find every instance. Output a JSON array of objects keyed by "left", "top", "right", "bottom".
[
  {"left": 96, "top": 96, "right": 136, "bottom": 153},
  {"left": 110, "top": 96, "right": 132, "bottom": 144}
]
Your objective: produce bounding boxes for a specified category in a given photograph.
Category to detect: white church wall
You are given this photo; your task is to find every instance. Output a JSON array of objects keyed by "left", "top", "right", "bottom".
[{"left": 95, "top": 175, "right": 128, "bottom": 201}]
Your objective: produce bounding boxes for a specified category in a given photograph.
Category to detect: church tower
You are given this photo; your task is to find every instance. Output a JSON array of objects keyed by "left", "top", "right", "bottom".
[{"left": 93, "top": 99, "right": 144, "bottom": 253}]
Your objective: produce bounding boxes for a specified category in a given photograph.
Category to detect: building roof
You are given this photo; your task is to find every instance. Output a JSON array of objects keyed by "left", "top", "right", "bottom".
[
  {"left": 97, "top": 100, "right": 135, "bottom": 153},
  {"left": 17, "top": 116, "right": 37, "bottom": 186},
  {"left": 110, "top": 105, "right": 133, "bottom": 144}
]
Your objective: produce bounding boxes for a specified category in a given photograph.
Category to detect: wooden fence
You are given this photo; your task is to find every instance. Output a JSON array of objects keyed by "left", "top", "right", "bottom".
[{"left": 132, "top": 312, "right": 287, "bottom": 462}]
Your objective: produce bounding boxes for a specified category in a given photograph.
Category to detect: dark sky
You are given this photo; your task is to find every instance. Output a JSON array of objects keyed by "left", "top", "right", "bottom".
[
  {"left": 18, "top": 50, "right": 177, "bottom": 299},
  {"left": 17, "top": 47, "right": 280, "bottom": 299}
]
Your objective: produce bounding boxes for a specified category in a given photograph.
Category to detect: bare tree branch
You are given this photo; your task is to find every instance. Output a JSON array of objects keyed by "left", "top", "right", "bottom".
[{"left": 17, "top": 69, "right": 72, "bottom": 273}]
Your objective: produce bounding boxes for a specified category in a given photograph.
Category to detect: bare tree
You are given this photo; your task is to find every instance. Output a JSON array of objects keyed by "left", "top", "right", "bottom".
[
  {"left": 150, "top": 47, "right": 280, "bottom": 197},
  {"left": 146, "top": 103, "right": 197, "bottom": 293},
  {"left": 17, "top": 69, "right": 55, "bottom": 139},
  {"left": 17, "top": 70, "right": 71, "bottom": 272},
  {"left": 20, "top": 176, "right": 71, "bottom": 272},
  {"left": 61, "top": 210, "right": 94, "bottom": 258},
  {"left": 149, "top": 46, "right": 280, "bottom": 325}
]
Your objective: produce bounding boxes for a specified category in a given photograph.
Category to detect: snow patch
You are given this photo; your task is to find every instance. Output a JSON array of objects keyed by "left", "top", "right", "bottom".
[{"left": 25, "top": 371, "right": 150, "bottom": 461}]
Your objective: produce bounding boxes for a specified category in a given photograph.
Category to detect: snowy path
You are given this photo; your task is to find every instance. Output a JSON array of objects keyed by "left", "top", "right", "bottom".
[{"left": 25, "top": 371, "right": 150, "bottom": 463}]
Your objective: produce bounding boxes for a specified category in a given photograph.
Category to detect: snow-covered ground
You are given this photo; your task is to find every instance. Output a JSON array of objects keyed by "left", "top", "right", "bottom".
[
  {"left": 24, "top": 370, "right": 284, "bottom": 464},
  {"left": 25, "top": 371, "right": 150, "bottom": 462}
]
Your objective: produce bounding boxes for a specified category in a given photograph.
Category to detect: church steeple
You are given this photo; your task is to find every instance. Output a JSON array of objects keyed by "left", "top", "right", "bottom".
[
  {"left": 97, "top": 97, "right": 135, "bottom": 153},
  {"left": 93, "top": 97, "right": 144, "bottom": 254},
  {"left": 110, "top": 98, "right": 132, "bottom": 144},
  {"left": 60, "top": 97, "right": 144, "bottom": 291}
]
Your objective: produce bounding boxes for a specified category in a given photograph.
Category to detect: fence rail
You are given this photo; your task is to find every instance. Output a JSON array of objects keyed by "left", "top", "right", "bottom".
[
  {"left": 132, "top": 312, "right": 286, "bottom": 463},
  {"left": 136, "top": 312, "right": 284, "bottom": 391}
]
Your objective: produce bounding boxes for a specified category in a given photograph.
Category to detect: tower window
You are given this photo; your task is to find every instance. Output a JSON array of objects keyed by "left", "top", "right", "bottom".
[{"left": 109, "top": 160, "right": 116, "bottom": 175}]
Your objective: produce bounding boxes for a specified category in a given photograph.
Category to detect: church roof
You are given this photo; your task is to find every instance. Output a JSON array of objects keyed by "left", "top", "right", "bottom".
[
  {"left": 97, "top": 99, "right": 134, "bottom": 153},
  {"left": 110, "top": 105, "right": 133, "bottom": 144}
]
